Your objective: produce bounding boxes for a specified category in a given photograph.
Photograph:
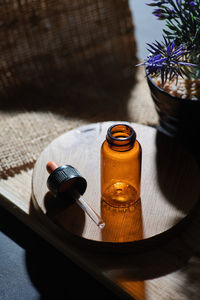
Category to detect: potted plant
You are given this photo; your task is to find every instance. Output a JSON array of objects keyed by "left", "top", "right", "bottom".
[{"left": 138, "top": 0, "right": 200, "bottom": 138}]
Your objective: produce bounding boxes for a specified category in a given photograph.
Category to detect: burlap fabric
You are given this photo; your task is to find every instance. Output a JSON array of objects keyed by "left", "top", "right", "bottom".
[{"left": 0, "top": 0, "right": 158, "bottom": 179}]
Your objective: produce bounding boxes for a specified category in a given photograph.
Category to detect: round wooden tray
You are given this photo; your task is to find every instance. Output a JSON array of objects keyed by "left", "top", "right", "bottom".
[{"left": 32, "top": 122, "right": 200, "bottom": 250}]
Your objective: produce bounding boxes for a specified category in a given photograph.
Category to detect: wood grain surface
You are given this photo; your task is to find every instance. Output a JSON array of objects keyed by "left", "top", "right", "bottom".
[{"left": 32, "top": 122, "right": 200, "bottom": 250}]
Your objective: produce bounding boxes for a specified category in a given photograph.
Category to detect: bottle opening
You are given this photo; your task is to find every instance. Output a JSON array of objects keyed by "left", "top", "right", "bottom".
[{"left": 106, "top": 124, "right": 136, "bottom": 150}]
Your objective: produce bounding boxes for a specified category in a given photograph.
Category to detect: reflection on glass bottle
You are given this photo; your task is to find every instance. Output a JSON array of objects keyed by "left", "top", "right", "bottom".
[
  {"left": 101, "top": 197, "right": 143, "bottom": 243},
  {"left": 101, "top": 124, "right": 142, "bottom": 207}
]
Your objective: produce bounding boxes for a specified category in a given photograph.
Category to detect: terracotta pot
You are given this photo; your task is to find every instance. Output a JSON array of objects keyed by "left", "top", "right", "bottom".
[{"left": 147, "top": 75, "right": 200, "bottom": 139}]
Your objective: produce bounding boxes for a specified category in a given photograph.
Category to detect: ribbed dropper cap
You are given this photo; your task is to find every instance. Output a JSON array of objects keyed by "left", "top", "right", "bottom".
[{"left": 46, "top": 162, "right": 87, "bottom": 198}]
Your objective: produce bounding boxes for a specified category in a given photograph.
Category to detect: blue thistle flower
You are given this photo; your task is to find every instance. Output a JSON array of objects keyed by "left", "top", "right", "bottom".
[{"left": 138, "top": 38, "right": 196, "bottom": 85}]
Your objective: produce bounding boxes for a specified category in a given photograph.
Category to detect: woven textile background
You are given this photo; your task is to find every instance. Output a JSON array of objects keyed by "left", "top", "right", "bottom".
[{"left": 0, "top": 0, "right": 158, "bottom": 178}]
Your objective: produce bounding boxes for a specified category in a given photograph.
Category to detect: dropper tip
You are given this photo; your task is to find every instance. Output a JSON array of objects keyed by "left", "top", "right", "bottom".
[{"left": 98, "top": 222, "right": 105, "bottom": 229}]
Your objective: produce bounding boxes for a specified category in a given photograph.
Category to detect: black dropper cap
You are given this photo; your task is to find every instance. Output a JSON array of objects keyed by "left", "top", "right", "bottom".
[{"left": 47, "top": 163, "right": 87, "bottom": 199}]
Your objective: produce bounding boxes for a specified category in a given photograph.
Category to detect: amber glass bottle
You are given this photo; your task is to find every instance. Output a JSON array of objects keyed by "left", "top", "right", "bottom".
[{"left": 101, "top": 124, "right": 142, "bottom": 207}]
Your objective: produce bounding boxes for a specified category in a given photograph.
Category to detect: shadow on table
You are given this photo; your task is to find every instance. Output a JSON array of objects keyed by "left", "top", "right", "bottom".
[
  {"left": 0, "top": 204, "right": 120, "bottom": 300},
  {"left": 154, "top": 131, "right": 200, "bottom": 299},
  {"left": 155, "top": 131, "right": 200, "bottom": 214},
  {"left": 2, "top": 192, "right": 200, "bottom": 300},
  {"left": 43, "top": 191, "right": 86, "bottom": 238},
  {"left": 28, "top": 192, "right": 200, "bottom": 296}
]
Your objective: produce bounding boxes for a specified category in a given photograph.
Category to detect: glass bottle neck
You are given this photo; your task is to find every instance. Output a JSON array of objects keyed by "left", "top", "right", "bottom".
[{"left": 106, "top": 124, "right": 136, "bottom": 152}]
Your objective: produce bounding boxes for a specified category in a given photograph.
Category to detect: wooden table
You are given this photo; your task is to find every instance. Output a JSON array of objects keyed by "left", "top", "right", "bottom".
[{"left": 1, "top": 122, "right": 200, "bottom": 300}]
